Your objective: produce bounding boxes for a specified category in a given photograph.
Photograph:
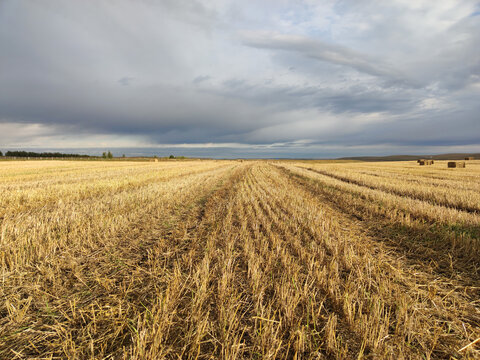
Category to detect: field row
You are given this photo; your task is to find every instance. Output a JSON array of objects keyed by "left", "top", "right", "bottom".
[{"left": 294, "top": 161, "right": 480, "bottom": 212}]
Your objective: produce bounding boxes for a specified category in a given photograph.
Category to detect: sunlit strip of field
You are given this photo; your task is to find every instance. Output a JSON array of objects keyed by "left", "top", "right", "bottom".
[
  {"left": 0, "top": 160, "right": 227, "bottom": 216},
  {"left": 291, "top": 160, "right": 480, "bottom": 213}
]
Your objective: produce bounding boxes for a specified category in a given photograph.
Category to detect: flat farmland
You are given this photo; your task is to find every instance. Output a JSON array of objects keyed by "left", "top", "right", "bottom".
[{"left": 1, "top": 160, "right": 479, "bottom": 359}]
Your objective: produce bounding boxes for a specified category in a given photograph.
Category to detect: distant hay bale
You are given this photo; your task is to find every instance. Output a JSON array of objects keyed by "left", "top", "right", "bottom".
[
  {"left": 418, "top": 160, "right": 434, "bottom": 165},
  {"left": 448, "top": 161, "right": 466, "bottom": 168},
  {"left": 465, "top": 157, "right": 474, "bottom": 160}
]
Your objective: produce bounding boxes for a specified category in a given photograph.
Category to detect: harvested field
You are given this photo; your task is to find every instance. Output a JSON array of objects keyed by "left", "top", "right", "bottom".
[{"left": 1, "top": 160, "right": 480, "bottom": 359}]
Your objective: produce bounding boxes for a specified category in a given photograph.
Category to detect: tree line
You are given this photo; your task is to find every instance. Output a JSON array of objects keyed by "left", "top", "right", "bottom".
[
  {"left": 0, "top": 150, "right": 185, "bottom": 159},
  {"left": 1, "top": 151, "right": 91, "bottom": 158}
]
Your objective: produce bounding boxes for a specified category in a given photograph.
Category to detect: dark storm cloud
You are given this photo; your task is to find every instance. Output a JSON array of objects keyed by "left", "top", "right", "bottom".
[{"left": 0, "top": 0, "right": 479, "bottom": 155}]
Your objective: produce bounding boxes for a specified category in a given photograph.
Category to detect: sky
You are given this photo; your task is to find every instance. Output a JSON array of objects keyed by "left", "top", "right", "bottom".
[{"left": 0, "top": 0, "right": 479, "bottom": 158}]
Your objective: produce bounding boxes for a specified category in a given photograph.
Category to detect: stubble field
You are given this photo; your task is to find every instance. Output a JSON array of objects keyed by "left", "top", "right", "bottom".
[{"left": 1, "top": 159, "right": 479, "bottom": 359}]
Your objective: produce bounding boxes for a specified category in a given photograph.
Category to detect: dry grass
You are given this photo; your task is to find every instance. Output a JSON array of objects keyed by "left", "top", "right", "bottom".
[{"left": 1, "top": 160, "right": 479, "bottom": 359}]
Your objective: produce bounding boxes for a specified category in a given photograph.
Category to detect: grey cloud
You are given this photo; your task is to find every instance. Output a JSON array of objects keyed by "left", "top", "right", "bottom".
[
  {"left": 242, "top": 32, "right": 411, "bottom": 86},
  {"left": 193, "top": 75, "right": 212, "bottom": 84},
  {"left": 118, "top": 77, "right": 134, "bottom": 86},
  {"left": 202, "top": 80, "right": 419, "bottom": 115}
]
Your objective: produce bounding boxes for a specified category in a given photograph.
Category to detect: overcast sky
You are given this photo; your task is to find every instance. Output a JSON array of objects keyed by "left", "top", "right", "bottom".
[{"left": 1, "top": 0, "right": 479, "bottom": 158}]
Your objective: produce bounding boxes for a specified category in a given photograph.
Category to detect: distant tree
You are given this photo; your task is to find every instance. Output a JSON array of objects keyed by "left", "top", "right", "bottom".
[
  {"left": 122, "top": 154, "right": 126, "bottom": 158},
  {"left": 169, "top": 154, "right": 175, "bottom": 159},
  {"left": 107, "top": 151, "right": 113, "bottom": 159},
  {"left": 0, "top": 151, "right": 3, "bottom": 156},
  {"left": 102, "top": 152, "right": 107, "bottom": 158}
]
